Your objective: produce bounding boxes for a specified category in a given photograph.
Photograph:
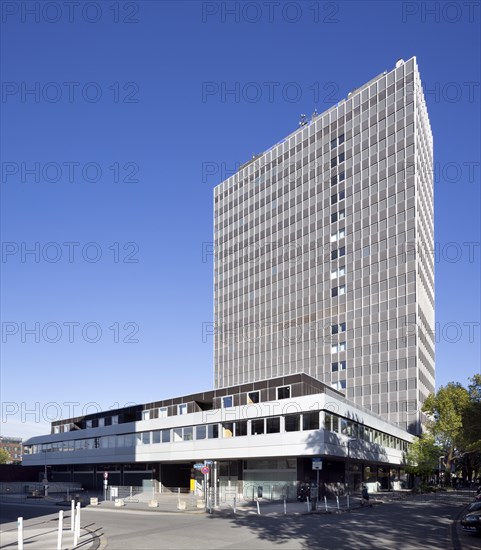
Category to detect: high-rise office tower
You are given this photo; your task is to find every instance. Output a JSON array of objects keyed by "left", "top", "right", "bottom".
[{"left": 213, "top": 57, "right": 434, "bottom": 433}]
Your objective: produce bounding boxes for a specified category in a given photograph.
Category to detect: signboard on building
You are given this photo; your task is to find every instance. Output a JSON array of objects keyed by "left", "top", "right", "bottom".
[{"left": 312, "top": 458, "right": 323, "bottom": 470}]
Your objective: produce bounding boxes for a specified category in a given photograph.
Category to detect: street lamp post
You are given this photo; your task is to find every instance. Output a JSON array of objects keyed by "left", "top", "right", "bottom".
[
  {"left": 438, "top": 456, "right": 444, "bottom": 487},
  {"left": 346, "top": 438, "right": 358, "bottom": 509},
  {"left": 42, "top": 449, "right": 49, "bottom": 497},
  {"left": 43, "top": 449, "right": 48, "bottom": 482}
]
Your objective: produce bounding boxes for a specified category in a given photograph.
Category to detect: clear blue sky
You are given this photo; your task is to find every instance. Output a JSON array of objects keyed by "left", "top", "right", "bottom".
[{"left": 1, "top": 1, "right": 480, "bottom": 439}]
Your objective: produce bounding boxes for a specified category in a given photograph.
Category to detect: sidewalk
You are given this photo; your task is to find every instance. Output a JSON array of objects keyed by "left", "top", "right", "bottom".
[{"left": 0, "top": 519, "right": 98, "bottom": 549}]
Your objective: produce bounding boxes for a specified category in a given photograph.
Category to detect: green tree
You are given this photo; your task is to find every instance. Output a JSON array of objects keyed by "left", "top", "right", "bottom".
[
  {"left": 422, "top": 382, "right": 470, "bottom": 481},
  {"left": 0, "top": 448, "right": 12, "bottom": 464},
  {"left": 405, "top": 433, "right": 441, "bottom": 483},
  {"left": 464, "top": 374, "right": 481, "bottom": 452}
]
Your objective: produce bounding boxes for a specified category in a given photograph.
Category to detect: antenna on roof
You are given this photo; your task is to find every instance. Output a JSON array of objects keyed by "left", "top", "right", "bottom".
[
  {"left": 312, "top": 109, "right": 318, "bottom": 119},
  {"left": 299, "top": 114, "right": 307, "bottom": 127}
]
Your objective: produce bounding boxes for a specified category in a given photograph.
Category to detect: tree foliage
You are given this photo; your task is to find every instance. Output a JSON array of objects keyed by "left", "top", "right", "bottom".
[
  {"left": 421, "top": 376, "right": 481, "bottom": 481},
  {"left": 463, "top": 374, "right": 481, "bottom": 452},
  {"left": 405, "top": 433, "right": 441, "bottom": 481},
  {"left": 0, "top": 448, "right": 12, "bottom": 464}
]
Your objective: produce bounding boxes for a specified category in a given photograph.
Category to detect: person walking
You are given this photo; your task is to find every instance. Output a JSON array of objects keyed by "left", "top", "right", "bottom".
[{"left": 361, "top": 484, "right": 372, "bottom": 507}]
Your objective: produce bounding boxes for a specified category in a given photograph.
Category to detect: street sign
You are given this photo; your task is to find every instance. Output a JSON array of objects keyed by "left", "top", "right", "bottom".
[
  {"left": 201, "top": 466, "right": 209, "bottom": 475},
  {"left": 194, "top": 463, "right": 204, "bottom": 470},
  {"left": 204, "top": 460, "right": 213, "bottom": 465},
  {"left": 312, "top": 458, "right": 323, "bottom": 470},
  {"left": 103, "top": 472, "right": 108, "bottom": 479}
]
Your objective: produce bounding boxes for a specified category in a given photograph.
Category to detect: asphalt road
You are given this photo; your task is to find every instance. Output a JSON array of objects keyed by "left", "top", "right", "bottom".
[
  {"left": 84, "top": 499, "right": 480, "bottom": 550},
  {"left": 1, "top": 496, "right": 480, "bottom": 549}
]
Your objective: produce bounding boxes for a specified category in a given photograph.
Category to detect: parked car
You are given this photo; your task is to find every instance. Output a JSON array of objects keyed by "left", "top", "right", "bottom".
[
  {"left": 461, "top": 511, "right": 481, "bottom": 534},
  {"left": 467, "top": 501, "right": 481, "bottom": 514}
]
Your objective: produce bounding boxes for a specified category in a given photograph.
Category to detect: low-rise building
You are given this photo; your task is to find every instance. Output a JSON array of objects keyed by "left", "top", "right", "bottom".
[
  {"left": 0, "top": 436, "right": 23, "bottom": 463},
  {"left": 23, "top": 374, "right": 413, "bottom": 497}
]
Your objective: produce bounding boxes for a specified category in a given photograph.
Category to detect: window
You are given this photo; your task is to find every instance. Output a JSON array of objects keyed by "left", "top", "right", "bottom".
[
  {"left": 277, "top": 386, "right": 291, "bottom": 399},
  {"left": 173, "top": 428, "right": 183, "bottom": 442},
  {"left": 54, "top": 426, "right": 60, "bottom": 434},
  {"left": 331, "top": 342, "right": 346, "bottom": 353},
  {"left": 111, "top": 415, "right": 119, "bottom": 425},
  {"left": 222, "top": 422, "right": 234, "bottom": 437},
  {"left": 331, "top": 191, "right": 345, "bottom": 205},
  {"left": 332, "top": 285, "right": 345, "bottom": 297},
  {"left": 86, "top": 420, "right": 92, "bottom": 429},
  {"left": 363, "top": 246, "right": 370, "bottom": 257},
  {"left": 235, "top": 420, "right": 248, "bottom": 436},
  {"left": 251, "top": 419, "right": 265, "bottom": 435},
  {"left": 248, "top": 391, "right": 260, "bottom": 404},
  {"left": 330, "top": 138, "right": 337, "bottom": 149},
  {"left": 152, "top": 431, "right": 161, "bottom": 444},
  {"left": 330, "top": 209, "right": 346, "bottom": 223},
  {"left": 332, "top": 380, "right": 346, "bottom": 391},
  {"left": 183, "top": 427, "right": 193, "bottom": 441},
  {"left": 285, "top": 414, "right": 301, "bottom": 432},
  {"left": 332, "top": 322, "right": 346, "bottom": 334},
  {"left": 338, "top": 134, "right": 345, "bottom": 145},
  {"left": 178, "top": 404, "right": 187, "bottom": 415},
  {"left": 331, "top": 360, "right": 346, "bottom": 371},
  {"left": 142, "top": 432, "right": 151, "bottom": 444},
  {"left": 142, "top": 410, "right": 151, "bottom": 421},
  {"left": 266, "top": 417, "right": 280, "bottom": 433},
  {"left": 331, "top": 157, "right": 337, "bottom": 168},
  {"left": 222, "top": 395, "right": 233, "bottom": 408},
  {"left": 196, "top": 425, "right": 206, "bottom": 440},
  {"left": 158, "top": 407, "right": 168, "bottom": 418},
  {"left": 338, "top": 152, "right": 345, "bottom": 163},
  {"left": 339, "top": 171, "right": 345, "bottom": 182},
  {"left": 332, "top": 229, "right": 345, "bottom": 242},
  {"left": 331, "top": 175, "right": 337, "bottom": 186},
  {"left": 302, "top": 412, "right": 319, "bottom": 431},
  {"left": 207, "top": 424, "right": 219, "bottom": 439},
  {"left": 98, "top": 418, "right": 105, "bottom": 427},
  {"left": 331, "top": 266, "right": 346, "bottom": 279}
]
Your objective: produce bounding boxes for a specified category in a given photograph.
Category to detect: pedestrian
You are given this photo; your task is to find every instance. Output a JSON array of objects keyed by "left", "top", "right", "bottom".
[{"left": 361, "top": 484, "right": 372, "bottom": 507}]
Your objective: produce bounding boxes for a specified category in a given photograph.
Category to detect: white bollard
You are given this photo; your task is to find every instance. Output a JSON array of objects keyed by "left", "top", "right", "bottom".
[
  {"left": 324, "top": 496, "right": 328, "bottom": 512},
  {"left": 77, "top": 502, "right": 81, "bottom": 538},
  {"left": 256, "top": 498, "right": 260, "bottom": 515},
  {"left": 306, "top": 497, "right": 311, "bottom": 512},
  {"left": 18, "top": 517, "right": 24, "bottom": 550},
  {"left": 347, "top": 494, "right": 350, "bottom": 509},
  {"left": 71, "top": 500, "right": 75, "bottom": 532},
  {"left": 336, "top": 496, "right": 340, "bottom": 511},
  {"left": 284, "top": 497, "right": 287, "bottom": 515},
  {"left": 73, "top": 502, "right": 80, "bottom": 546},
  {"left": 57, "top": 510, "right": 63, "bottom": 550},
  {"left": 233, "top": 496, "right": 236, "bottom": 514}
]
